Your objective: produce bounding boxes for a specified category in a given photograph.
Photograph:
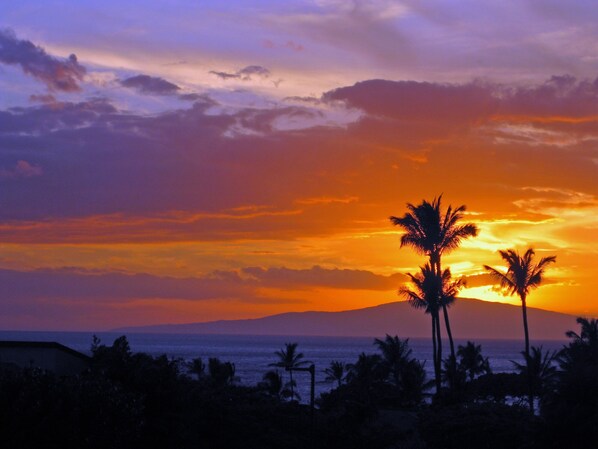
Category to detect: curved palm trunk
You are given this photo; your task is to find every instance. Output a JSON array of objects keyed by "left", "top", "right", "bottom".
[
  {"left": 435, "top": 258, "right": 456, "bottom": 361},
  {"left": 442, "top": 304, "right": 455, "bottom": 359}
]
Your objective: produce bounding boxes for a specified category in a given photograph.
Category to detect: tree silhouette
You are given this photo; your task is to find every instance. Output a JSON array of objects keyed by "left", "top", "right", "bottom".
[
  {"left": 374, "top": 335, "right": 412, "bottom": 389},
  {"left": 512, "top": 346, "right": 557, "bottom": 414},
  {"left": 400, "top": 264, "right": 464, "bottom": 393},
  {"left": 187, "top": 357, "right": 205, "bottom": 380},
  {"left": 324, "top": 361, "right": 346, "bottom": 388},
  {"left": 457, "top": 341, "right": 491, "bottom": 382},
  {"left": 346, "top": 353, "right": 385, "bottom": 406},
  {"left": 259, "top": 369, "right": 289, "bottom": 400},
  {"left": 375, "top": 335, "right": 426, "bottom": 405},
  {"left": 565, "top": 316, "right": 598, "bottom": 347},
  {"left": 269, "top": 342, "right": 309, "bottom": 400},
  {"left": 543, "top": 317, "right": 598, "bottom": 445},
  {"left": 390, "top": 195, "right": 478, "bottom": 360},
  {"left": 484, "top": 248, "right": 556, "bottom": 358}
]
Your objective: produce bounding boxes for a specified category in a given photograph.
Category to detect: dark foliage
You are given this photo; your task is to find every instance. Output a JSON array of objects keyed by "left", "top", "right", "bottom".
[
  {"left": 2, "top": 326, "right": 596, "bottom": 449},
  {"left": 419, "top": 402, "right": 538, "bottom": 449},
  {"left": 540, "top": 318, "right": 598, "bottom": 447}
]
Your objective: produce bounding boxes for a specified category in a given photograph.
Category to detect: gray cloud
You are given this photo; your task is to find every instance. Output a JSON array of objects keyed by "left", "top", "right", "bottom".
[
  {"left": 242, "top": 265, "right": 407, "bottom": 290},
  {"left": 120, "top": 74, "right": 180, "bottom": 95},
  {"left": 210, "top": 65, "right": 271, "bottom": 81},
  {"left": 0, "top": 265, "right": 404, "bottom": 303},
  {"left": 0, "top": 28, "right": 86, "bottom": 92}
]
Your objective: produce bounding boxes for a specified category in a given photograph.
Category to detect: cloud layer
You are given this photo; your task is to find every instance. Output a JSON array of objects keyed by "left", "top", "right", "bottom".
[{"left": 0, "top": 16, "right": 596, "bottom": 329}]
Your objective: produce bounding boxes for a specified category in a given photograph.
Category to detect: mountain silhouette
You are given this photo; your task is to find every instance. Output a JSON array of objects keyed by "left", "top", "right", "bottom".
[{"left": 114, "top": 298, "right": 577, "bottom": 340}]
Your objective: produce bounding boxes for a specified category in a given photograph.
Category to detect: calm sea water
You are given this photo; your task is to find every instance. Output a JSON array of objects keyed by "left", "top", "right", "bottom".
[{"left": 0, "top": 331, "right": 566, "bottom": 400}]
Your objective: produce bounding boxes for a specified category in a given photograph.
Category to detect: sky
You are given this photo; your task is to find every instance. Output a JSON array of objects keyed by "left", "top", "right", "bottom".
[{"left": 0, "top": 0, "right": 597, "bottom": 331}]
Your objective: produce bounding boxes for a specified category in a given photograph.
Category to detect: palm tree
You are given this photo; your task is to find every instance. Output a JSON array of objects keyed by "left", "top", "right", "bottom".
[
  {"left": 513, "top": 346, "right": 557, "bottom": 414},
  {"left": 565, "top": 317, "right": 598, "bottom": 347},
  {"left": 457, "top": 341, "right": 491, "bottom": 382},
  {"left": 270, "top": 342, "right": 309, "bottom": 400},
  {"left": 324, "top": 361, "right": 346, "bottom": 388},
  {"left": 259, "top": 370, "right": 286, "bottom": 399},
  {"left": 207, "top": 357, "right": 238, "bottom": 387},
  {"left": 544, "top": 317, "right": 598, "bottom": 445},
  {"left": 558, "top": 317, "right": 598, "bottom": 379},
  {"left": 375, "top": 335, "right": 427, "bottom": 404},
  {"left": 400, "top": 264, "right": 464, "bottom": 393},
  {"left": 346, "top": 353, "right": 385, "bottom": 405},
  {"left": 390, "top": 195, "right": 478, "bottom": 359},
  {"left": 484, "top": 248, "right": 556, "bottom": 357},
  {"left": 374, "top": 334, "right": 413, "bottom": 388}
]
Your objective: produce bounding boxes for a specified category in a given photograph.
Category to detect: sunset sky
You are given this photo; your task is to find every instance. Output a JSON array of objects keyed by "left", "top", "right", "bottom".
[{"left": 1, "top": 0, "right": 597, "bottom": 331}]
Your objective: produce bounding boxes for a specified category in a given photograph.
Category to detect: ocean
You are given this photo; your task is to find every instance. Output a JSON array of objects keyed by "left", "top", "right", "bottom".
[{"left": 0, "top": 331, "right": 566, "bottom": 401}]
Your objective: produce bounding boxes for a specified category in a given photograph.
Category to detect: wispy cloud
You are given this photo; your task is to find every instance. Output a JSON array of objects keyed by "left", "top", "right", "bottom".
[{"left": 210, "top": 65, "right": 271, "bottom": 81}]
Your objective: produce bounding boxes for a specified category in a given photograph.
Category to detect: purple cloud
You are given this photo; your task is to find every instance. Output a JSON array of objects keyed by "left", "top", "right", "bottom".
[
  {"left": 120, "top": 74, "right": 180, "bottom": 95},
  {"left": 242, "top": 266, "right": 407, "bottom": 290},
  {"left": 0, "top": 28, "right": 85, "bottom": 92},
  {"left": 0, "top": 265, "right": 403, "bottom": 303}
]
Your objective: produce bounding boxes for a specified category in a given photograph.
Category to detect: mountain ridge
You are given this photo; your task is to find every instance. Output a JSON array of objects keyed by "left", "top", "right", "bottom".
[{"left": 114, "top": 298, "right": 581, "bottom": 340}]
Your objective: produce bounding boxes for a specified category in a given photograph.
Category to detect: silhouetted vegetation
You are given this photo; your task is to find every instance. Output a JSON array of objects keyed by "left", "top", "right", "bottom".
[
  {"left": 1, "top": 317, "right": 596, "bottom": 448},
  {"left": 391, "top": 195, "right": 478, "bottom": 364},
  {"left": 485, "top": 247, "right": 557, "bottom": 413},
  {"left": 270, "top": 342, "right": 310, "bottom": 401},
  {"left": 540, "top": 317, "right": 598, "bottom": 447},
  {"left": 400, "top": 264, "right": 464, "bottom": 393}
]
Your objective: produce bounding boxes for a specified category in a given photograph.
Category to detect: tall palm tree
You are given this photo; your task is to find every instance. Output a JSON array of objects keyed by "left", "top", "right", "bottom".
[
  {"left": 324, "top": 361, "right": 346, "bottom": 388},
  {"left": 390, "top": 195, "right": 478, "bottom": 359},
  {"left": 270, "top": 342, "right": 309, "bottom": 400},
  {"left": 484, "top": 248, "right": 556, "bottom": 357},
  {"left": 400, "top": 264, "right": 464, "bottom": 392}
]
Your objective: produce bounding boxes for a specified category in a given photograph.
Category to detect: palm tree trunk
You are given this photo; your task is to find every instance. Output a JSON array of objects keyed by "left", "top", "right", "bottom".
[
  {"left": 431, "top": 314, "right": 440, "bottom": 394},
  {"left": 442, "top": 303, "right": 456, "bottom": 359},
  {"left": 289, "top": 369, "right": 294, "bottom": 400},
  {"left": 435, "top": 311, "right": 443, "bottom": 390},
  {"left": 520, "top": 293, "right": 534, "bottom": 413},
  {"left": 521, "top": 294, "right": 530, "bottom": 358},
  {"left": 435, "top": 258, "right": 456, "bottom": 361}
]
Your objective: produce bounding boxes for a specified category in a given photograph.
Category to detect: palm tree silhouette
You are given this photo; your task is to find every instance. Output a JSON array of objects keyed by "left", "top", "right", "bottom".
[
  {"left": 324, "top": 361, "right": 346, "bottom": 388},
  {"left": 270, "top": 342, "right": 309, "bottom": 400},
  {"left": 390, "top": 195, "right": 478, "bottom": 360},
  {"left": 374, "top": 334, "right": 413, "bottom": 389},
  {"left": 457, "top": 341, "right": 491, "bottom": 382},
  {"left": 400, "top": 264, "right": 464, "bottom": 392},
  {"left": 260, "top": 369, "right": 287, "bottom": 400},
  {"left": 512, "top": 346, "right": 557, "bottom": 414},
  {"left": 346, "top": 353, "right": 384, "bottom": 405},
  {"left": 565, "top": 317, "right": 598, "bottom": 347},
  {"left": 484, "top": 248, "right": 556, "bottom": 358}
]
